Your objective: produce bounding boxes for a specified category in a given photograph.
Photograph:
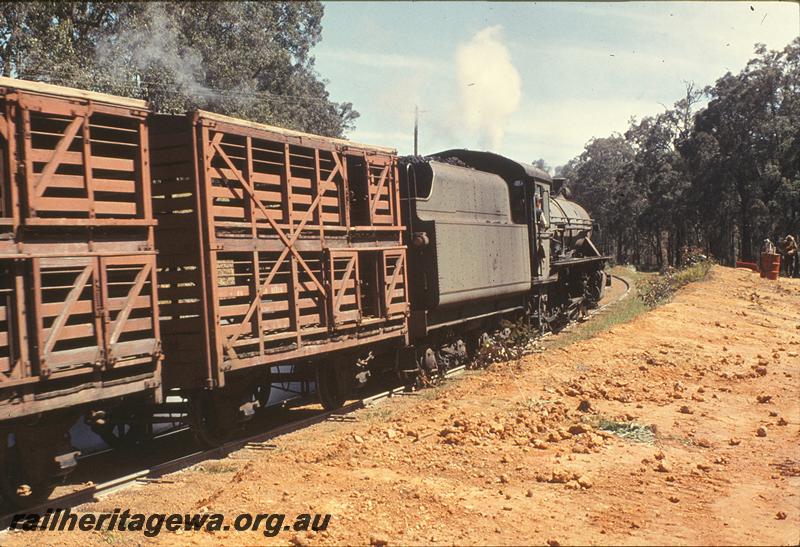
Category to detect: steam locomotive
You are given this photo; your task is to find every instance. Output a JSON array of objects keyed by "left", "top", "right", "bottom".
[{"left": 0, "top": 78, "right": 607, "bottom": 509}]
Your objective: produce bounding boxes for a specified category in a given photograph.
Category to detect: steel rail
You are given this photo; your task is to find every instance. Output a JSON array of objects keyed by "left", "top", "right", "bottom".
[
  {"left": 596, "top": 274, "right": 632, "bottom": 314},
  {"left": 0, "top": 367, "right": 467, "bottom": 530}
]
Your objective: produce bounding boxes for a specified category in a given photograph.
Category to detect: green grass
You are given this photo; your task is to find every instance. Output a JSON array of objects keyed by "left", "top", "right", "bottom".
[
  {"left": 549, "top": 296, "right": 649, "bottom": 349},
  {"left": 596, "top": 418, "right": 656, "bottom": 443},
  {"left": 545, "top": 265, "right": 649, "bottom": 349},
  {"left": 672, "top": 260, "right": 714, "bottom": 285},
  {"left": 197, "top": 460, "right": 239, "bottom": 474},
  {"left": 544, "top": 262, "right": 712, "bottom": 350},
  {"left": 359, "top": 405, "right": 395, "bottom": 422},
  {"left": 637, "top": 260, "right": 713, "bottom": 308},
  {"left": 99, "top": 530, "right": 127, "bottom": 546}
]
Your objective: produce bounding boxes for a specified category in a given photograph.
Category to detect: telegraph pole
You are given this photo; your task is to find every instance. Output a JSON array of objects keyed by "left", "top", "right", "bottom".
[{"left": 414, "top": 105, "right": 419, "bottom": 156}]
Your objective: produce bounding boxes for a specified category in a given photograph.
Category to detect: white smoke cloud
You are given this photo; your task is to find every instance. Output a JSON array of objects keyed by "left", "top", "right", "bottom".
[
  {"left": 95, "top": 2, "right": 216, "bottom": 105},
  {"left": 456, "top": 26, "right": 522, "bottom": 150}
]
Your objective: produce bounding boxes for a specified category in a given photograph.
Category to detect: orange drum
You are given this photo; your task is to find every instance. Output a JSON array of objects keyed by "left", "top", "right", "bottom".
[{"left": 759, "top": 253, "right": 781, "bottom": 280}]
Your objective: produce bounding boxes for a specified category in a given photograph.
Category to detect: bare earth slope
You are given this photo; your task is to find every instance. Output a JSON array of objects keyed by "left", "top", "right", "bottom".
[{"left": 8, "top": 266, "right": 800, "bottom": 546}]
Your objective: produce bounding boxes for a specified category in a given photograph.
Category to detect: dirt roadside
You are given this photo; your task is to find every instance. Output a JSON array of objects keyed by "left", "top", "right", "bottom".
[{"left": 5, "top": 266, "right": 800, "bottom": 546}]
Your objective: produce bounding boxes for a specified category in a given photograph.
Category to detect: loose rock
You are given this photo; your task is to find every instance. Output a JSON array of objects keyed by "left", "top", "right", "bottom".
[{"left": 656, "top": 462, "right": 671, "bottom": 473}]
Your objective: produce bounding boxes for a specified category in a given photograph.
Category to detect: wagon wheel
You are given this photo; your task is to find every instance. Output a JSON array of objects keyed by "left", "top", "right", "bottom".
[
  {"left": 249, "top": 370, "right": 273, "bottom": 412},
  {"left": 93, "top": 422, "right": 151, "bottom": 450},
  {"left": 189, "top": 394, "right": 236, "bottom": 449},
  {"left": 0, "top": 431, "right": 55, "bottom": 511},
  {"left": 316, "top": 363, "right": 349, "bottom": 411}
]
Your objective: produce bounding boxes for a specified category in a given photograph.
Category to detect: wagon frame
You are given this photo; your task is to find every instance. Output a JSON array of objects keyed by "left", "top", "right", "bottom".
[{"left": 151, "top": 111, "right": 409, "bottom": 393}]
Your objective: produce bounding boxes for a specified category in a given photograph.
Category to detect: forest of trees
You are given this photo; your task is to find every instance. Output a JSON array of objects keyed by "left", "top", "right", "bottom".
[
  {"left": 559, "top": 39, "right": 800, "bottom": 269},
  {"left": 2, "top": 3, "right": 796, "bottom": 268},
  {"left": 0, "top": 1, "right": 358, "bottom": 137}
]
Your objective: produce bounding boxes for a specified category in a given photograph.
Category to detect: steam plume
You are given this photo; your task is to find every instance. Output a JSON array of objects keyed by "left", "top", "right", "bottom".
[
  {"left": 95, "top": 3, "right": 215, "bottom": 105},
  {"left": 456, "top": 26, "right": 522, "bottom": 150}
]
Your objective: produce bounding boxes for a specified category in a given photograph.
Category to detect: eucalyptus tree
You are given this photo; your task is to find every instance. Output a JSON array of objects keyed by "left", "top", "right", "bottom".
[{"left": 0, "top": 1, "right": 358, "bottom": 137}]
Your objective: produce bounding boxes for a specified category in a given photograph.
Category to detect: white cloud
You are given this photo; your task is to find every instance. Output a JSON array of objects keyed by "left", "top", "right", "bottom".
[{"left": 503, "top": 99, "right": 670, "bottom": 166}]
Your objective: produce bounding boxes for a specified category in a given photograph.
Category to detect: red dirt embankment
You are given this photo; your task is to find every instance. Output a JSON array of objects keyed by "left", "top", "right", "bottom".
[{"left": 6, "top": 266, "right": 800, "bottom": 546}]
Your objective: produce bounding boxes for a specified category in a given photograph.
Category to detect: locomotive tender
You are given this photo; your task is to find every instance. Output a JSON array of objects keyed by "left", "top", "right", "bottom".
[
  {"left": 0, "top": 78, "right": 607, "bottom": 509},
  {"left": 399, "top": 150, "right": 607, "bottom": 378}
]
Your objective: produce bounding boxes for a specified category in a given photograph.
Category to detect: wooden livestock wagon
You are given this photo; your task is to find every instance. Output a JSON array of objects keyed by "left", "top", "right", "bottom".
[
  {"left": 0, "top": 78, "right": 161, "bottom": 507},
  {"left": 149, "top": 111, "right": 409, "bottom": 434}
]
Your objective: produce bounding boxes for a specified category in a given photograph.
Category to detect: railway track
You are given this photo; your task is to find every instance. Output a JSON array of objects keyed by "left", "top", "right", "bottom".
[
  {"left": 0, "top": 373, "right": 461, "bottom": 530},
  {"left": 596, "top": 274, "right": 632, "bottom": 312},
  {"left": 0, "top": 274, "right": 633, "bottom": 530}
]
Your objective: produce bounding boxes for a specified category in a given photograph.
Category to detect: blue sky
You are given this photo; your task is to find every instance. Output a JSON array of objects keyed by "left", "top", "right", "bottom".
[{"left": 313, "top": 1, "right": 799, "bottom": 169}]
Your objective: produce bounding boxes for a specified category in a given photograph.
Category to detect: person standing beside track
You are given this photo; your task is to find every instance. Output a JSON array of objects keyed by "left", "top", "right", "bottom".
[{"left": 782, "top": 234, "right": 798, "bottom": 278}]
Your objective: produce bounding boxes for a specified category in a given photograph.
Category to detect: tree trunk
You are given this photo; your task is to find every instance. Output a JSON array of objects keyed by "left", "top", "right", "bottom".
[{"left": 740, "top": 204, "right": 753, "bottom": 261}]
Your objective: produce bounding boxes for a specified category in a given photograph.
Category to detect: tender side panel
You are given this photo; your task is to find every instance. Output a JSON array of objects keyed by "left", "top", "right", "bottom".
[{"left": 413, "top": 161, "right": 532, "bottom": 308}]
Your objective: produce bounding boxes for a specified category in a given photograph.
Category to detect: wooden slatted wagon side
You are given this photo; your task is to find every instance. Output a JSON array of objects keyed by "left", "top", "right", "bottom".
[
  {"left": 150, "top": 111, "right": 409, "bottom": 442},
  {"left": 0, "top": 78, "right": 161, "bottom": 508}
]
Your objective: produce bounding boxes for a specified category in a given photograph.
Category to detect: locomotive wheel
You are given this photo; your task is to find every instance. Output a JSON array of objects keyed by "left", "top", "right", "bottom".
[
  {"left": 422, "top": 347, "right": 439, "bottom": 376},
  {"left": 438, "top": 339, "right": 468, "bottom": 373},
  {"left": 454, "top": 339, "right": 468, "bottom": 365},
  {"left": 0, "top": 430, "right": 56, "bottom": 511},
  {"left": 587, "top": 270, "right": 607, "bottom": 306},
  {"left": 316, "top": 363, "right": 349, "bottom": 411},
  {"left": 464, "top": 332, "right": 491, "bottom": 368},
  {"left": 537, "top": 293, "right": 552, "bottom": 334}
]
